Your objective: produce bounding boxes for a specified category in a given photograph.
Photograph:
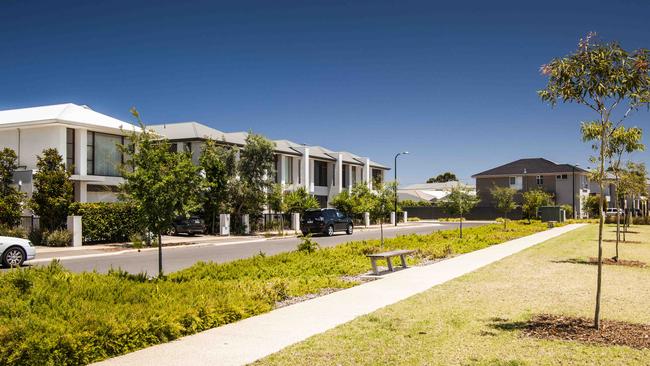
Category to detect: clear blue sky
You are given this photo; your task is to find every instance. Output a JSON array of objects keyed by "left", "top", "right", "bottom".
[{"left": 2, "top": 0, "right": 649, "bottom": 184}]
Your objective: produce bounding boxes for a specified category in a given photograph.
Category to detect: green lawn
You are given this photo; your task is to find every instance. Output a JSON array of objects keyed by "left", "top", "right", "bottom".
[
  {"left": 0, "top": 222, "right": 548, "bottom": 366},
  {"left": 257, "top": 224, "right": 650, "bottom": 366}
]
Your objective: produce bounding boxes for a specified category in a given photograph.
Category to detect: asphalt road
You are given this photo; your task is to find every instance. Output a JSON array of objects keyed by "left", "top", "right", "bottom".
[{"left": 28, "top": 222, "right": 484, "bottom": 275}]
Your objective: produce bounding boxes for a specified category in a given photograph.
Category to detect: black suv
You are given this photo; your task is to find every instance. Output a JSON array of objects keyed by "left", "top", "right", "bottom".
[
  {"left": 171, "top": 216, "right": 206, "bottom": 236},
  {"left": 300, "top": 208, "right": 353, "bottom": 236}
]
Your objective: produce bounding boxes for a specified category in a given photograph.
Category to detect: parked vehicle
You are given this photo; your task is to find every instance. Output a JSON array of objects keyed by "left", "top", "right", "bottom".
[
  {"left": 1, "top": 236, "right": 36, "bottom": 267},
  {"left": 605, "top": 208, "right": 624, "bottom": 216},
  {"left": 300, "top": 208, "right": 353, "bottom": 236},
  {"left": 171, "top": 216, "right": 206, "bottom": 236}
]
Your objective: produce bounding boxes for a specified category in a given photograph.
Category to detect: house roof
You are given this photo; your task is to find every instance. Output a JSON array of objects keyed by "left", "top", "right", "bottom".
[
  {"left": 401, "top": 181, "right": 474, "bottom": 190},
  {"left": 149, "top": 122, "right": 226, "bottom": 140},
  {"left": 397, "top": 182, "right": 475, "bottom": 202},
  {"left": 0, "top": 103, "right": 139, "bottom": 132},
  {"left": 472, "top": 158, "right": 587, "bottom": 177}
]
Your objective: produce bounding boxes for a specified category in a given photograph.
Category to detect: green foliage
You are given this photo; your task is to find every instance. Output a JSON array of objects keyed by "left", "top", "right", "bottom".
[
  {"left": 30, "top": 148, "right": 73, "bottom": 231},
  {"left": 296, "top": 234, "right": 319, "bottom": 254},
  {"left": 330, "top": 190, "right": 355, "bottom": 215},
  {"left": 0, "top": 148, "right": 24, "bottom": 227},
  {"left": 437, "top": 185, "right": 480, "bottom": 219},
  {"left": 583, "top": 195, "right": 601, "bottom": 218},
  {"left": 0, "top": 224, "right": 27, "bottom": 239},
  {"left": 267, "top": 184, "right": 286, "bottom": 213},
  {"left": 0, "top": 222, "right": 547, "bottom": 365},
  {"left": 522, "top": 189, "right": 553, "bottom": 220},
  {"left": 426, "top": 172, "right": 458, "bottom": 183},
  {"left": 560, "top": 204, "right": 574, "bottom": 219},
  {"left": 199, "top": 138, "right": 237, "bottom": 233},
  {"left": 490, "top": 186, "right": 518, "bottom": 228},
  {"left": 370, "top": 182, "right": 395, "bottom": 222},
  {"left": 618, "top": 162, "right": 648, "bottom": 202},
  {"left": 43, "top": 229, "right": 72, "bottom": 247},
  {"left": 68, "top": 202, "right": 144, "bottom": 243},
  {"left": 230, "top": 133, "right": 276, "bottom": 215},
  {"left": 283, "top": 187, "right": 319, "bottom": 213},
  {"left": 399, "top": 199, "right": 432, "bottom": 207}
]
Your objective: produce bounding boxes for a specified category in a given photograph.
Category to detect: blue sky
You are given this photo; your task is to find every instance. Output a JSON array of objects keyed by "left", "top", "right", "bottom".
[{"left": 1, "top": 0, "right": 649, "bottom": 184}]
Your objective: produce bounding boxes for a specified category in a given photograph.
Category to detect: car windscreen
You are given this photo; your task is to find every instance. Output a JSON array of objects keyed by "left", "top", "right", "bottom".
[{"left": 303, "top": 211, "right": 324, "bottom": 220}]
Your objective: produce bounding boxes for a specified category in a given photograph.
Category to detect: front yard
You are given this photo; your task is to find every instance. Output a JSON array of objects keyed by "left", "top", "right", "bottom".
[{"left": 257, "top": 224, "right": 650, "bottom": 365}]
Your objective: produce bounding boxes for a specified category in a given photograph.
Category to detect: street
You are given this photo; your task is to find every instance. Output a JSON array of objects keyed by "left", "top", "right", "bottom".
[{"left": 26, "top": 222, "right": 484, "bottom": 274}]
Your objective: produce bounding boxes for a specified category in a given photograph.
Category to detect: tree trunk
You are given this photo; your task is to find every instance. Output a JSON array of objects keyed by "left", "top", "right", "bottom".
[
  {"left": 380, "top": 218, "right": 384, "bottom": 249},
  {"left": 594, "top": 135, "right": 605, "bottom": 330},
  {"left": 158, "top": 232, "right": 163, "bottom": 277},
  {"left": 615, "top": 198, "right": 620, "bottom": 261},
  {"left": 459, "top": 216, "right": 463, "bottom": 239},
  {"left": 504, "top": 211, "right": 508, "bottom": 230}
]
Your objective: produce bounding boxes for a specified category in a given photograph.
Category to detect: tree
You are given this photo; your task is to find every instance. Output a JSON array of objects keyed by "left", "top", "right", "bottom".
[
  {"left": 522, "top": 189, "right": 553, "bottom": 222},
  {"left": 283, "top": 187, "right": 318, "bottom": 213},
  {"left": 371, "top": 182, "right": 395, "bottom": 248},
  {"left": 199, "top": 138, "right": 237, "bottom": 234},
  {"left": 0, "top": 148, "right": 24, "bottom": 227},
  {"left": 606, "top": 126, "right": 644, "bottom": 259},
  {"left": 267, "top": 183, "right": 286, "bottom": 213},
  {"left": 330, "top": 190, "right": 355, "bottom": 216},
  {"left": 350, "top": 183, "right": 377, "bottom": 218},
  {"left": 490, "top": 186, "right": 518, "bottom": 229},
  {"left": 230, "top": 133, "right": 276, "bottom": 216},
  {"left": 30, "top": 148, "right": 74, "bottom": 231},
  {"left": 618, "top": 162, "right": 648, "bottom": 243},
  {"left": 539, "top": 32, "right": 650, "bottom": 329},
  {"left": 426, "top": 172, "right": 458, "bottom": 183},
  {"left": 120, "top": 108, "right": 202, "bottom": 276},
  {"left": 437, "top": 185, "right": 480, "bottom": 238}
]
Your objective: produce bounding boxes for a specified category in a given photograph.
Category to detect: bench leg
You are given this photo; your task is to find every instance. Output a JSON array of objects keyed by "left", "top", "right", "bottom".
[
  {"left": 386, "top": 257, "right": 394, "bottom": 272},
  {"left": 400, "top": 254, "right": 408, "bottom": 268},
  {"left": 371, "top": 258, "right": 379, "bottom": 275}
]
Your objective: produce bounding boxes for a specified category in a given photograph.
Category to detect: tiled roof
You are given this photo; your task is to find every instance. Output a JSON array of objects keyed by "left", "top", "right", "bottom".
[{"left": 472, "top": 158, "right": 586, "bottom": 177}]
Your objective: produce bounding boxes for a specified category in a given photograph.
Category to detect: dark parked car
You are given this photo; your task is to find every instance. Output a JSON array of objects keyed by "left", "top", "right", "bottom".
[
  {"left": 300, "top": 208, "right": 353, "bottom": 236},
  {"left": 171, "top": 216, "right": 206, "bottom": 236}
]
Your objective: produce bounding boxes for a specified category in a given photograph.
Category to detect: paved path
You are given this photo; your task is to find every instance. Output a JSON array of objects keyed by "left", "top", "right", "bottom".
[
  {"left": 25, "top": 222, "right": 484, "bottom": 274},
  {"left": 95, "top": 224, "right": 585, "bottom": 366}
]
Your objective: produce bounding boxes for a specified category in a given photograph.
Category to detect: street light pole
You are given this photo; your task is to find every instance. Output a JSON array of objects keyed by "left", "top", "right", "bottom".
[
  {"left": 572, "top": 164, "right": 578, "bottom": 219},
  {"left": 394, "top": 151, "right": 409, "bottom": 226}
]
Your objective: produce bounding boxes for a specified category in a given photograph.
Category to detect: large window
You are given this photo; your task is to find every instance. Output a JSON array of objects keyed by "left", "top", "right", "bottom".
[
  {"left": 274, "top": 155, "right": 280, "bottom": 183},
  {"left": 87, "top": 131, "right": 123, "bottom": 177},
  {"left": 536, "top": 175, "right": 544, "bottom": 185},
  {"left": 314, "top": 160, "right": 328, "bottom": 187},
  {"left": 342, "top": 164, "right": 349, "bottom": 188},
  {"left": 66, "top": 128, "right": 75, "bottom": 172},
  {"left": 351, "top": 166, "right": 357, "bottom": 186},
  {"left": 372, "top": 169, "right": 383, "bottom": 186},
  {"left": 284, "top": 156, "right": 294, "bottom": 184}
]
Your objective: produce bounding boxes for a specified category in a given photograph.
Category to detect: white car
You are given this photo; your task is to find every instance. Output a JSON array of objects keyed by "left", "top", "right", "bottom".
[
  {"left": 605, "top": 208, "right": 624, "bottom": 216},
  {"left": 1, "top": 236, "right": 36, "bottom": 267}
]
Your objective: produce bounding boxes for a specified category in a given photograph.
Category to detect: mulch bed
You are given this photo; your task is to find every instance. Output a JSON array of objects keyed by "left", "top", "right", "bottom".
[
  {"left": 521, "top": 314, "right": 650, "bottom": 350},
  {"left": 557, "top": 258, "right": 647, "bottom": 268}
]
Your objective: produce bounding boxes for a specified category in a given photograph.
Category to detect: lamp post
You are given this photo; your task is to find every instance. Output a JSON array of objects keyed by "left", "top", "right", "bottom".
[
  {"left": 572, "top": 164, "right": 579, "bottom": 219},
  {"left": 394, "top": 151, "right": 409, "bottom": 226}
]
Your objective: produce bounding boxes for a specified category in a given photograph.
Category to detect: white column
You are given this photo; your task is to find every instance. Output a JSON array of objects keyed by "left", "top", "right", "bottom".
[
  {"left": 390, "top": 212, "right": 396, "bottom": 225},
  {"left": 75, "top": 128, "right": 88, "bottom": 175},
  {"left": 403, "top": 211, "right": 408, "bottom": 223},
  {"left": 292, "top": 213, "right": 300, "bottom": 231},
  {"left": 242, "top": 214, "right": 250, "bottom": 234},
  {"left": 79, "top": 181, "right": 88, "bottom": 203},
  {"left": 277, "top": 154, "right": 285, "bottom": 186},
  {"left": 347, "top": 164, "right": 353, "bottom": 191},
  {"left": 297, "top": 147, "right": 310, "bottom": 191},
  {"left": 364, "top": 212, "right": 370, "bottom": 227},
  {"left": 67, "top": 215, "right": 82, "bottom": 247},
  {"left": 219, "top": 214, "right": 230, "bottom": 236},
  {"left": 362, "top": 157, "right": 371, "bottom": 189},
  {"left": 334, "top": 153, "right": 343, "bottom": 194}
]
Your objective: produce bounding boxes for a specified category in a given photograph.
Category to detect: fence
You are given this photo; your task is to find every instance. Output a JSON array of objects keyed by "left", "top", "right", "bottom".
[
  {"left": 404, "top": 206, "right": 524, "bottom": 220},
  {"left": 19, "top": 216, "right": 40, "bottom": 233}
]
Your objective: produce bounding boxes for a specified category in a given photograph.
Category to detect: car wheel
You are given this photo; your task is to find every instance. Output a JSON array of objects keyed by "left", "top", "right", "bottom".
[
  {"left": 301, "top": 231, "right": 309, "bottom": 236},
  {"left": 3, "top": 246, "right": 25, "bottom": 268},
  {"left": 346, "top": 224, "right": 353, "bottom": 235},
  {"left": 173, "top": 226, "right": 179, "bottom": 236},
  {"left": 326, "top": 225, "right": 334, "bottom": 237}
]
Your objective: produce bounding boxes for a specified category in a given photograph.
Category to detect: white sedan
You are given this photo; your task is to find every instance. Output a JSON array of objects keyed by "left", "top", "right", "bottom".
[{"left": 1, "top": 236, "right": 36, "bottom": 267}]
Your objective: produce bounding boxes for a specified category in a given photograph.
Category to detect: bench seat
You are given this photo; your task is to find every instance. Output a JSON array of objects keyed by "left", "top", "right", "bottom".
[{"left": 366, "top": 249, "right": 415, "bottom": 275}]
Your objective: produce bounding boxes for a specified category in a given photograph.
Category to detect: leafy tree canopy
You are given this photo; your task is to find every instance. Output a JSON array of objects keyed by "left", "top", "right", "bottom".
[
  {"left": 426, "top": 172, "right": 458, "bottom": 183},
  {"left": 0, "top": 148, "right": 25, "bottom": 227},
  {"left": 283, "top": 187, "right": 319, "bottom": 214},
  {"left": 30, "top": 148, "right": 74, "bottom": 231}
]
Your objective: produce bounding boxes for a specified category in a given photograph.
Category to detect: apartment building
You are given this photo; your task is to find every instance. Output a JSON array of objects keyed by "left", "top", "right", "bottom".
[{"left": 149, "top": 122, "right": 389, "bottom": 207}]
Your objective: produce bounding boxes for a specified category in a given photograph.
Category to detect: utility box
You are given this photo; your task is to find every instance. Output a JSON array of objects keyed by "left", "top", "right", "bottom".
[
  {"left": 219, "top": 213, "right": 230, "bottom": 235},
  {"left": 539, "top": 206, "right": 565, "bottom": 223}
]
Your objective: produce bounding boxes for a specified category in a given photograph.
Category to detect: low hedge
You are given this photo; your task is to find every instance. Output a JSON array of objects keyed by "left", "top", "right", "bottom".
[
  {"left": 0, "top": 221, "right": 548, "bottom": 365},
  {"left": 69, "top": 202, "right": 144, "bottom": 243}
]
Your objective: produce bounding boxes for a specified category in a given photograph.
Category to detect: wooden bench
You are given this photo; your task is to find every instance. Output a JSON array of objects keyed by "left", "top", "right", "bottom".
[{"left": 366, "top": 249, "right": 416, "bottom": 275}]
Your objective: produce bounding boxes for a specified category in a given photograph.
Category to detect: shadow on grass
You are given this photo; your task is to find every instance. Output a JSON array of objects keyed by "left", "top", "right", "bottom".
[
  {"left": 552, "top": 258, "right": 647, "bottom": 268},
  {"left": 610, "top": 230, "right": 640, "bottom": 234},
  {"left": 602, "top": 239, "right": 643, "bottom": 244}
]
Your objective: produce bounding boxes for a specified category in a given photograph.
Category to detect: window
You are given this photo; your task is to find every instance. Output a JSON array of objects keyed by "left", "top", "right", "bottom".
[
  {"left": 298, "top": 159, "right": 301, "bottom": 184},
  {"left": 351, "top": 166, "right": 357, "bottom": 185},
  {"left": 169, "top": 143, "right": 178, "bottom": 153},
  {"left": 66, "top": 128, "right": 75, "bottom": 172},
  {"left": 316, "top": 195, "right": 328, "bottom": 208},
  {"left": 342, "top": 164, "right": 349, "bottom": 188},
  {"left": 509, "top": 176, "right": 516, "bottom": 185},
  {"left": 274, "top": 155, "right": 280, "bottom": 183},
  {"left": 556, "top": 174, "right": 568, "bottom": 180},
  {"left": 314, "top": 161, "right": 328, "bottom": 187},
  {"left": 536, "top": 175, "right": 544, "bottom": 185},
  {"left": 87, "top": 131, "right": 123, "bottom": 177},
  {"left": 183, "top": 142, "right": 192, "bottom": 153},
  {"left": 372, "top": 169, "right": 383, "bottom": 185},
  {"left": 332, "top": 163, "right": 336, "bottom": 186},
  {"left": 509, "top": 176, "right": 522, "bottom": 190},
  {"left": 284, "top": 156, "right": 294, "bottom": 184}
]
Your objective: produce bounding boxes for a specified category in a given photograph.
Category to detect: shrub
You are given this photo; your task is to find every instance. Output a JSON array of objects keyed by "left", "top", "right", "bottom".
[
  {"left": 407, "top": 217, "right": 421, "bottom": 222},
  {"left": 296, "top": 234, "right": 319, "bottom": 253},
  {"left": 560, "top": 204, "right": 573, "bottom": 219},
  {"left": 0, "top": 224, "right": 27, "bottom": 239},
  {"left": 28, "top": 229, "right": 45, "bottom": 246},
  {"left": 631, "top": 216, "right": 650, "bottom": 225},
  {"left": 44, "top": 229, "right": 71, "bottom": 247},
  {"left": 69, "top": 202, "right": 144, "bottom": 243}
]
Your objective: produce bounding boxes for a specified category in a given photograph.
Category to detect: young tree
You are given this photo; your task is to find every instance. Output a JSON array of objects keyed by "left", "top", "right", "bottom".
[
  {"left": 539, "top": 33, "right": 650, "bottom": 328},
  {"left": 120, "top": 108, "right": 202, "bottom": 276},
  {"left": 606, "top": 126, "right": 644, "bottom": 258},
  {"left": 230, "top": 133, "right": 276, "bottom": 216},
  {"left": 522, "top": 189, "right": 553, "bottom": 222},
  {"left": 437, "top": 185, "right": 480, "bottom": 238},
  {"left": 0, "top": 148, "right": 24, "bottom": 227},
  {"left": 371, "top": 183, "right": 395, "bottom": 248},
  {"left": 199, "top": 138, "right": 237, "bottom": 234},
  {"left": 426, "top": 172, "right": 458, "bottom": 183},
  {"left": 490, "top": 186, "right": 518, "bottom": 230},
  {"left": 267, "top": 183, "right": 286, "bottom": 213},
  {"left": 350, "top": 182, "right": 377, "bottom": 217},
  {"left": 30, "top": 148, "right": 74, "bottom": 231},
  {"left": 618, "top": 162, "right": 648, "bottom": 243},
  {"left": 330, "top": 190, "right": 355, "bottom": 216},
  {"left": 283, "top": 187, "right": 319, "bottom": 213}
]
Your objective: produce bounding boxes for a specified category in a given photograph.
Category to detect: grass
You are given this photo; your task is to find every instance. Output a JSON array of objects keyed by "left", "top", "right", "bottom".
[
  {"left": 256, "top": 224, "right": 650, "bottom": 366},
  {"left": 0, "top": 222, "right": 549, "bottom": 365}
]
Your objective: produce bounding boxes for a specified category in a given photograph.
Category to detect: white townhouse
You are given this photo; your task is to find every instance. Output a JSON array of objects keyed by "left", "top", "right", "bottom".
[
  {"left": 0, "top": 103, "right": 139, "bottom": 204},
  {"left": 149, "top": 122, "right": 389, "bottom": 207},
  {"left": 0, "top": 104, "right": 389, "bottom": 209}
]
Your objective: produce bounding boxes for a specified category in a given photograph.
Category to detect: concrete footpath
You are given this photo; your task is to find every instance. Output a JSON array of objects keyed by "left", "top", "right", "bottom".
[{"left": 94, "top": 224, "right": 585, "bottom": 366}]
